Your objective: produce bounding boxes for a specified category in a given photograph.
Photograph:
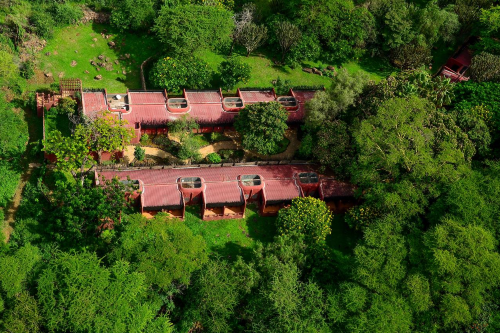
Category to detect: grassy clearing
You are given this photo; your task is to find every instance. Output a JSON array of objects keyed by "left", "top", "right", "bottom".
[
  {"left": 30, "top": 23, "right": 156, "bottom": 92},
  {"left": 184, "top": 205, "right": 276, "bottom": 260},
  {"left": 197, "top": 48, "right": 395, "bottom": 92}
]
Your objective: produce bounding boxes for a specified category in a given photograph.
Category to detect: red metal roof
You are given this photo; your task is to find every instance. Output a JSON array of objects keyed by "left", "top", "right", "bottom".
[
  {"left": 128, "top": 91, "right": 167, "bottom": 104},
  {"left": 204, "top": 182, "right": 243, "bottom": 204},
  {"left": 143, "top": 184, "right": 182, "bottom": 208},
  {"left": 264, "top": 179, "right": 300, "bottom": 201},
  {"left": 82, "top": 92, "right": 107, "bottom": 116},
  {"left": 84, "top": 89, "right": 317, "bottom": 126},
  {"left": 98, "top": 165, "right": 350, "bottom": 205},
  {"left": 124, "top": 105, "right": 169, "bottom": 125},
  {"left": 186, "top": 90, "right": 222, "bottom": 104},
  {"left": 320, "top": 179, "right": 356, "bottom": 198},
  {"left": 240, "top": 90, "right": 276, "bottom": 103}
]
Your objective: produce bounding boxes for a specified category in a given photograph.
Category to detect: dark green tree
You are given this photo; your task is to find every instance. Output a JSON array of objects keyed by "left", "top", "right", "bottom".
[
  {"left": 154, "top": 5, "right": 234, "bottom": 54},
  {"left": 219, "top": 57, "right": 251, "bottom": 91},
  {"left": 234, "top": 102, "right": 288, "bottom": 155}
]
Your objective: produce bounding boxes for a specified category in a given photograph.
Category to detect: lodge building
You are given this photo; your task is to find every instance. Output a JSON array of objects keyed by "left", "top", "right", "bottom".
[
  {"left": 97, "top": 164, "right": 356, "bottom": 220},
  {"left": 80, "top": 87, "right": 317, "bottom": 144}
]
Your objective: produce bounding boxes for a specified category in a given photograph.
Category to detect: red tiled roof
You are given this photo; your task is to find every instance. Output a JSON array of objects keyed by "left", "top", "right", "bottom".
[
  {"left": 186, "top": 90, "right": 222, "bottom": 104},
  {"left": 204, "top": 182, "right": 243, "bottom": 204},
  {"left": 264, "top": 179, "right": 300, "bottom": 201},
  {"left": 240, "top": 90, "right": 276, "bottom": 103},
  {"left": 320, "top": 179, "right": 356, "bottom": 198},
  {"left": 82, "top": 92, "right": 107, "bottom": 116},
  {"left": 142, "top": 184, "right": 182, "bottom": 208},
  {"left": 128, "top": 91, "right": 167, "bottom": 104}
]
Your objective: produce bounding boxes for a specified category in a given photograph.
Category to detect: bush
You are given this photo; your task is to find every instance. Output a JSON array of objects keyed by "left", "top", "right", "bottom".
[
  {"left": 30, "top": 11, "right": 54, "bottom": 40},
  {"left": 469, "top": 52, "right": 500, "bottom": 83},
  {"left": 49, "top": 3, "right": 83, "bottom": 26},
  {"left": 152, "top": 135, "right": 171, "bottom": 148},
  {"left": 206, "top": 152, "right": 222, "bottom": 164},
  {"left": 20, "top": 60, "right": 35, "bottom": 80},
  {"left": 134, "top": 145, "right": 145, "bottom": 161},
  {"left": 0, "top": 162, "right": 21, "bottom": 208},
  {"left": 140, "top": 133, "right": 149, "bottom": 145},
  {"left": 276, "top": 197, "right": 332, "bottom": 244},
  {"left": 150, "top": 56, "right": 213, "bottom": 93},
  {"left": 219, "top": 57, "right": 251, "bottom": 91},
  {"left": 287, "top": 33, "right": 322, "bottom": 66}
]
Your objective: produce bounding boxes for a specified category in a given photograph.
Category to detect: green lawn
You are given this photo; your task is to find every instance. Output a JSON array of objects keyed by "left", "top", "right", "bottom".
[
  {"left": 30, "top": 23, "right": 156, "bottom": 92},
  {"left": 31, "top": 22, "right": 394, "bottom": 93},
  {"left": 184, "top": 205, "right": 276, "bottom": 260},
  {"left": 44, "top": 112, "right": 71, "bottom": 137}
]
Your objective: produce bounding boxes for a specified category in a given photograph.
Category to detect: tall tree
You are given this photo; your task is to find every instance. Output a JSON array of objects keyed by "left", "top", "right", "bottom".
[
  {"left": 110, "top": 214, "right": 208, "bottom": 294},
  {"left": 237, "top": 23, "right": 268, "bottom": 57},
  {"left": 305, "top": 68, "right": 369, "bottom": 126},
  {"left": 234, "top": 102, "right": 288, "bottom": 155},
  {"left": 423, "top": 219, "right": 500, "bottom": 329},
  {"left": 37, "top": 252, "right": 173, "bottom": 333},
  {"left": 274, "top": 21, "right": 302, "bottom": 63}
]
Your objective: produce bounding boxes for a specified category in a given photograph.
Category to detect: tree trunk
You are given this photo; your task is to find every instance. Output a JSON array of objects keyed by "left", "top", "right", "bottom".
[
  {"left": 97, "top": 151, "right": 102, "bottom": 165},
  {"left": 247, "top": 49, "right": 250, "bottom": 57},
  {"left": 229, "top": 41, "right": 235, "bottom": 56}
]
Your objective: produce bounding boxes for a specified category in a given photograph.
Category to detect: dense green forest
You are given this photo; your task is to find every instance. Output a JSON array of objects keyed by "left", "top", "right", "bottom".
[{"left": 1, "top": 0, "right": 500, "bottom": 332}]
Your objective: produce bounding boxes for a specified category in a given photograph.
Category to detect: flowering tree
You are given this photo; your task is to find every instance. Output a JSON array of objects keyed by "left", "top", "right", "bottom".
[{"left": 276, "top": 197, "right": 332, "bottom": 244}]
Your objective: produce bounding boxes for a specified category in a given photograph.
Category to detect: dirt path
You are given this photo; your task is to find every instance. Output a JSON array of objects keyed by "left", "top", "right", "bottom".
[
  {"left": 2, "top": 99, "right": 44, "bottom": 243},
  {"left": 198, "top": 129, "right": 300, "bottom": 160},
  {"left": 123, "top": 145, "right": 179, "bottom": 164},
  {"left": 3, "top": 163, "right": 40, "bottom": 241}
]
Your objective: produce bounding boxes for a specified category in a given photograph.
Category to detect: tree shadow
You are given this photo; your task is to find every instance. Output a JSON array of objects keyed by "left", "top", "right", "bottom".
[
  {"left": 357, "top": 57, "right": 396, "bottom": 78},
  {"left": 212, "top": 241, "right": 255, "bottom": 261}
]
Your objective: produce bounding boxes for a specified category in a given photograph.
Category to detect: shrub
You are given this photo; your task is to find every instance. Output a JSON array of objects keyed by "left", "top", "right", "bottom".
[
  {"left": 49, "top": 3, "right": 83, "bottom": 26},
  {"left": 177, "top": 136, "right": 201, "bottom": 161},
  {"left": 140, "top": 133, "right": 149, "bottom": 145},
  {"left": 273, "top": 76, "right": 292, "bottom": 95},
  {"left": 469, "top": 52, "right": 500, "bottom": 83},
  {"left": 152, "top": 135, "right": 171, "bottom": 147},
  {"left": 20, "top": 61, "right": 35, "bottom": 80},
  {"left": 276, "top": 197, "right": 332, "bottom": 244},
  {"left": 206, "top": 152, "right": 222, "bottom": 164},
  {"left": 134, "top": 145, "right": 146, "bottom": 161},
  {"left": 150, "top": 56, "right": 213, "bottom": 93},
  {"left": 0, "top": 162, "right": 21, "bottom": 208},
  {"left": 297, "top": 133, "right": 313, "bottom": 159},
  {"left": 219, "top": 57, "right": 251, "bottom": 91}
]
